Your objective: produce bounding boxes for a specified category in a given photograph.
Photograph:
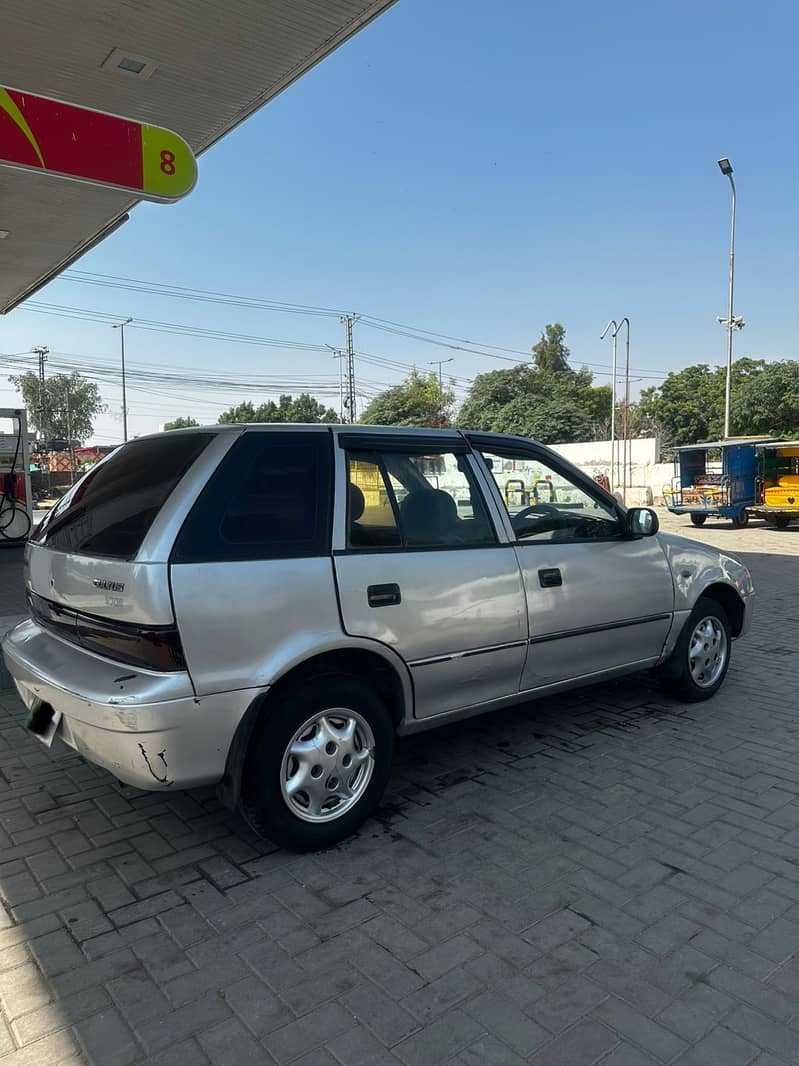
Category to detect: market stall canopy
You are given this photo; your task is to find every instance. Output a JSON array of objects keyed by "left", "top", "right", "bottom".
[{"left": 0, "top": 0, "right": 396, "bottom": 314}]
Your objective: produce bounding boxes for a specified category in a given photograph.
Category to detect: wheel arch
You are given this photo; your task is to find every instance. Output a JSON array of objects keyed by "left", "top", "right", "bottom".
[
  {"left": 697, "top": 581, "right": 746, "bottom": 638},
  {"left": 217, "top": 643, "right": 411, "bottom": 810}
]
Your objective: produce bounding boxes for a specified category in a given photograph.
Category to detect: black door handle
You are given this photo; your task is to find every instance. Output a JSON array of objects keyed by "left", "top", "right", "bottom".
[
  {"left": 538, "top": 568, "right": 562, "bottom": 589},
  {"left": 367, "top": 583, "right": 401, "bottom": 607}
]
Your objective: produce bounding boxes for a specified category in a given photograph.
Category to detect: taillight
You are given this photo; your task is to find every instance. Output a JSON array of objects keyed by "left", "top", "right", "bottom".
[{"left": 29, "top": 592, "right": 186, "bottom": 672}]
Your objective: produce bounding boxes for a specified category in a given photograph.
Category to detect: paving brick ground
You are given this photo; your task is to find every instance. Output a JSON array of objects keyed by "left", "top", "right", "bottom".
[{"left": 1, "top": 512, "right": 799, "bottom": 1064}]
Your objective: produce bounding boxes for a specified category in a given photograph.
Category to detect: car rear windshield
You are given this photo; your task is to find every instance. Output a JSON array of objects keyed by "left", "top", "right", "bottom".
[{"left": 35, "top": 433, "right": 213, "bottom": 560}]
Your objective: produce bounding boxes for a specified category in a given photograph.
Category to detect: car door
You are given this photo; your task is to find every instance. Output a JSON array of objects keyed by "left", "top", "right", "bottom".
[
  {"left": 333, "top": 431, "right": 528, "bottom": 719},
  {"left": 469, "top": 435, "right": 674, "bottom": 690}
]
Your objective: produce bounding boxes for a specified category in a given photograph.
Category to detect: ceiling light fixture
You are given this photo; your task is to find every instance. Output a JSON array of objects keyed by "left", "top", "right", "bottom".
[{"left": 101, "top": 48, "right": 157, "bottom": 80}]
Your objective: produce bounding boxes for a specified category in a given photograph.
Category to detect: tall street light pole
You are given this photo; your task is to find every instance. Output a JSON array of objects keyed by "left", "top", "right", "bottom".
[
  {"left": 717, "top": 158, "right": 742, "bottom": 439},
  {"left": 429, "top": 358, "right": 453, "bottom": 426},
  {"left": 600, "top": 320, "right": 618, "bottom": 492},
  {"left": 112, "top": 318, "right": 132, "bottom": 442}
]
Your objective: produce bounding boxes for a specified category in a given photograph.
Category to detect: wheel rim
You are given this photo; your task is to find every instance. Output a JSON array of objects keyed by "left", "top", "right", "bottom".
[
  {"left": 688, "top": 615, "right": 728, "bottom": 688},
  {"left": 279, "top": 708, "right": 375, "bottom": 823}
]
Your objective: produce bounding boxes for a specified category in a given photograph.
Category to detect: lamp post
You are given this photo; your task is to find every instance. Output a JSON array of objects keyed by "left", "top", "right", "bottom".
[
  {"left": 600, "top": 318, "right": 629, "bottom": 498},
  {"left": 429, "top": 358, "right": 453, "bottom": 426},
  {"left": 717, "top": 158, "right": 743, "bottom": 439},
  {"left": 600, "top": 320, "right": 618, "bottom": 492}
]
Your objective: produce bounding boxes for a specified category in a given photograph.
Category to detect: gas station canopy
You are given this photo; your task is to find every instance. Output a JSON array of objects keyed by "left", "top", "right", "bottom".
[{"left": 0, "top": 0, "right": 396, "bottom": 315}]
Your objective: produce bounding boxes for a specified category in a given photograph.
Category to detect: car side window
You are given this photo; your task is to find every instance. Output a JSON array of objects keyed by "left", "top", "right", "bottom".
[
  {"left": 346, "top": 448, "right": 496, "bottom": 549},
  {"left": 172, "top": 432, "right": 332, "bottom": 563},
  {"left": 348, "top": 455, "right": 402, "bottom": 548},
  {"left": 477, "top": 447, "right": 621, "bottom": 543}
]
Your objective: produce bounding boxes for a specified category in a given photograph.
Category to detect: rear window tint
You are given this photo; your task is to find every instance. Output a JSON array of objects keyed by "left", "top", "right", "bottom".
[
  {"left": 37, "top": 433, "right": 212, "bottom": 560},
  {"left": 171, "top": 431, "right": 332, "bottom": 563}
]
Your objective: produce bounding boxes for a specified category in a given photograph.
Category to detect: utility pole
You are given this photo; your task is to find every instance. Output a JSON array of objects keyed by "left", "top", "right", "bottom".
[
  {"left": 112, "top": 318, "right": 132, "bottom": 442},
  {"left": 341, "top": 315, "right": 358, "bottom": 423},
  {"left": 325, "top": 345, "right": 345, "bottom": 420},
  {"left": 66, "top": 385, "right": 76, "bottom": 486},
  {"left": 32, "top": 346, "right": 49, "bottom": 445},
  {"left": 428, "top": 358, "right": 454, "bottom": 426}
]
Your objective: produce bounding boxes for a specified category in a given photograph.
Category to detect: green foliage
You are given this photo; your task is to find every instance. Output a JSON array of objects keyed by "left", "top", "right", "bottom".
[
  {"left": 456, "top": 327, "right": 608, "bottom": 444},
  {"left": 638, "top": 358, "right": 799, "bottom": 447},
  {"left": 359, "top": 369, "right": 454, "bottom": 428},
  {"left": 217, "top": 394, "right": 338, "bottom": 425},
  {"left": 532, "top": 323, "right": 571, "bottom": 374},
  {"left": 163, "top": 416, "right": 200, "bottom": 431},
  {"left": 638, "top": 364, "right": 723, "bottom": 446},
  {"left": 9, "top": 370, "right": 105, "bottom": 443}
]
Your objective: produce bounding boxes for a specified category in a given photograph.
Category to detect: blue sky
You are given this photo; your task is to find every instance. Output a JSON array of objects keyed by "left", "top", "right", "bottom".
[{"left": 2, "top": 0, "right": 798, "bottom": 442}]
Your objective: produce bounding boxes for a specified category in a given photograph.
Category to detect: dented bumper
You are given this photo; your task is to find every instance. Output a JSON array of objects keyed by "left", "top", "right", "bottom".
[{"left": 2, "top": 619, "right": 264, "bottom": 791}]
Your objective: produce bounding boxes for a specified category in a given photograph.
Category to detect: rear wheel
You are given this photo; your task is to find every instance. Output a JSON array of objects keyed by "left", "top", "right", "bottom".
[
  {"left": 659, "top": 596, "right": 732, "bottom": 702},
  {"left": 775, "top": 515, "right": 792, "bottom": 529},
  {"left": 731, "top": 510, "right": 749, "bottom": 529},
  {"left": 240, "top": 675, "right": 394, "bottom": 851},
  {"left": 690, "top": 513, "right": 707, "bottom": 527}
]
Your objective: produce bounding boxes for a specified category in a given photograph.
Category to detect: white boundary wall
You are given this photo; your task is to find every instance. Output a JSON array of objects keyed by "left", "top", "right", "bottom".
[{"left": 549, "top": 438, "right": 674, "bottom": 506}]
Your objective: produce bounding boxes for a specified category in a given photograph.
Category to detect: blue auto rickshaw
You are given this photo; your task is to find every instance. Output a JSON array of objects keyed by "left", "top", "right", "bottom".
[{"left": 666, "top": 437, "right": 778, "bottom": 528}]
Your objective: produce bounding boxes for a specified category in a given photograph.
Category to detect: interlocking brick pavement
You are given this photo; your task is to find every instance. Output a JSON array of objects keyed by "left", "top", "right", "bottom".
[{"left": 1, "top": 512, "right": 799, "bottom": 1064}]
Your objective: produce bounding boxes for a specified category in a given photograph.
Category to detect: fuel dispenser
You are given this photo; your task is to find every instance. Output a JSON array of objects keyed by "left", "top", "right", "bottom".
[{"left": 0, "top": 409, "right": 32, "bottom": 544}]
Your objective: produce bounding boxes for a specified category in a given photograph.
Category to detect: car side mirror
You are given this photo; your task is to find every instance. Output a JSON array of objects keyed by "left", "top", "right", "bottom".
[{"left": 625, "top": 507, "right": 659, "bottom": 538}]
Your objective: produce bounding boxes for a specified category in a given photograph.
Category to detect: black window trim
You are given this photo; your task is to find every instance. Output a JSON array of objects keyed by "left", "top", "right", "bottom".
[{"left": 466, "top": 432, "right": 627, "bottom": 546}]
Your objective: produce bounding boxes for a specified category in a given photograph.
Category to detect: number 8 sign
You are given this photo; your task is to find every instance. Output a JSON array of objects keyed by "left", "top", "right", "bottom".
[{"left": 0, "top": 86, "right": 197, "bottom": 203}]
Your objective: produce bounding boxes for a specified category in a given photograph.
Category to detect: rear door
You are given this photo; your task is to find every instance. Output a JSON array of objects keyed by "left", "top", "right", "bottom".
[
  {"left": 470, "top": 436, "right": 674, "bottom": 689},
  {"left": 27, "top": 431, "right": 218, "bottom": 625},
  {"left": 169, "top": 429, "right": 344, "bottom": 696},
  {"left": 333, "top": 433, "right": 528, "bottom": 719}
]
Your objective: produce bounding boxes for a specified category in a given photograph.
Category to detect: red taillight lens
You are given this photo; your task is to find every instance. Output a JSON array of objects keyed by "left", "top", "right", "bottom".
[{"left": 29, "top": 592, "right": 186, "bottom": 672}]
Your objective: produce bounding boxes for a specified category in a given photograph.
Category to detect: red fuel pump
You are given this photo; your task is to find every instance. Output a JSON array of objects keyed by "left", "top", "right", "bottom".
[{"left": 0, "top": 409, "right": 32, "bottom": 543}]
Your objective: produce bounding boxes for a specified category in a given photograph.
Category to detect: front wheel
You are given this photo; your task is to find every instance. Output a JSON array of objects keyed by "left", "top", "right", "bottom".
[
  {"left": 240, "top": 675, "right": 394, "bottom": 851},
  {"left": 659, "top": 596, "right": 732, "bottom": 702},
  {"left": 690, "top": 513, "right": 707, "bottom": 527}
]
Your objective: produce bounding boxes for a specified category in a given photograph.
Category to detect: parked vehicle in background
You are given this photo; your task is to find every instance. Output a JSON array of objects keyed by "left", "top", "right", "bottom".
[
  {"left": 2, "top": 425, "right": 754, "bottom": 850},
  {"left": 666, "top": 437, "right": 777, "bottom": 529},
  {"left": 751, "top": 440, "right": 799, "bottom": 529}
]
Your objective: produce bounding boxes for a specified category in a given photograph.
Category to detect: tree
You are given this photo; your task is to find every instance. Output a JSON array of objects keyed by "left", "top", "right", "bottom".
[
  {"left": 491, "top": 393, "right": 594, "bottom": 444},
  {"left": 532, "top": 323, "right": 571, "bottom": 374},
  {"left": 359, "top": 369, "right": 454, "bottom": 428},
  {"left": 163, "top": 416, "right": 200, "bottom": 431},
  {"left": 456, "top": 357, "right": 599, "bottom": 444},
  {"left": 9, "top": 370, "right": 105, "bottom": 443},
  {"left": 457, "top": 365, "right": 538, "bottom": 431},
  {"left": 217, "top": 394, "right": 337, "bottom": 425},
  {"left": 638, "top": 364, "right": 723, "bottom": 447}
]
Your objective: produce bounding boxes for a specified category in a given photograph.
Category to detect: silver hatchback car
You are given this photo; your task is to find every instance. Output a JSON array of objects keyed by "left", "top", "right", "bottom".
[{"left": 3, "top": 425, "right": 753, "bottom": 850}]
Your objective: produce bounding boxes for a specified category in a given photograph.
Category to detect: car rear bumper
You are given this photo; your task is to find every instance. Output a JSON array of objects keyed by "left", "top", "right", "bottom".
[{"left": 2, "top": 619, "right": 265, "bottom": 791}]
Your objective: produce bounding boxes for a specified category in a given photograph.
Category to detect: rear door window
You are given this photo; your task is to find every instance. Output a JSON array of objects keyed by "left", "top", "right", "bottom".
[
  {"left": 172, "top": 431, "right": 332, "bottom": 563},
  {"left": 35, "top": 433, "right": 212, "bottom": 560}
]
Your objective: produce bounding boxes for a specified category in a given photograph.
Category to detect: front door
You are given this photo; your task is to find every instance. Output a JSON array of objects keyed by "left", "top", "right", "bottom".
[
  {"left": 470, "top": 437, "right": 674, "bottom": 690},
  {"left": 334, "top": 436, "right": 528, "bottom": 718}
]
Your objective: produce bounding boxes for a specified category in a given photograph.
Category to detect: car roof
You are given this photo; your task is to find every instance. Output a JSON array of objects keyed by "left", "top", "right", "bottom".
[{"left": 133, "top": 423, "right": 546, "bottom": 447}]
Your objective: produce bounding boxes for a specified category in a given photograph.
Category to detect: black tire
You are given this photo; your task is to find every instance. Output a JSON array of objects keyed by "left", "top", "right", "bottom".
[
  {"left": 658, "top": 595, "right": 732, "bottom": 702},
  {"left": 690, "top": 513, "right": 707, "bottom": 527},
  {"left": 731, "top": 510, "right": 749, "bottom": 529},
  {"left": 775, "top": 515, "right": 792, "bottom": 530},
  {"left": 240, "top": 674, "right": 394, "bottom": 851}
]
